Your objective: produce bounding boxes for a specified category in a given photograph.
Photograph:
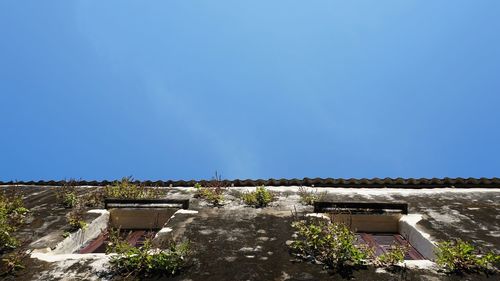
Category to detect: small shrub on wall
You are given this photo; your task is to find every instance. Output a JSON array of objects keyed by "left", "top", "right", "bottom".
[
  {"left": 194, "top": 172, "right": 228, "bottom": 206},
  {"left": 435, "top": 239, "right": 500, "bottom": 274},
  {"left": 107, "top": 230, "right": 190, "bottom": 278},
  {"left": 298, "top": 186, "right": 326, "bottom": 206},
  {"left": 104, "top": 177, "right": 165, "bottom": 199},
  {"left": 0, "top": 189, "right": 30, "bottom": 276},
  {"left": 241, "top": 186, "right": 275, "bottom": 208},
  {"left": 0, "top": 191, "right": 29, "bottom": 252},
  {"left": 289, "top": 218, "right": 372, "bottom": 271},
  {"left": 54, "top": 180, "right": 79, "bottom": 208}
]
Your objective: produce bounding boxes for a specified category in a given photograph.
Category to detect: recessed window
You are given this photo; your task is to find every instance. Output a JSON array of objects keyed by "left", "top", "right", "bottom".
[
  {"left": 315, "top": 201, "right": 430, "bottom": 260},
  {"left": 78, "top": 198, "right": 189, "bottom": 254}
]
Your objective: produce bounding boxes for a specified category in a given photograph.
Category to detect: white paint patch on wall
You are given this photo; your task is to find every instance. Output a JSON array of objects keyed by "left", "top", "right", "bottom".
[{"left": 31, "top": 252, "right": 110, "bottom": 263}]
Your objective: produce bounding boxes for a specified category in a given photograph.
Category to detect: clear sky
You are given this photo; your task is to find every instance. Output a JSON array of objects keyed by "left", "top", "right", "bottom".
[{"left": 1, "top": 1, "right": 499, "bottom": 181}]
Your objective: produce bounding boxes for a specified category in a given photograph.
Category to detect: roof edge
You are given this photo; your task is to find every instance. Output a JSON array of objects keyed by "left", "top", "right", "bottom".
[{"left": 1, "top": 177, "right": 499, "bottom": 189}]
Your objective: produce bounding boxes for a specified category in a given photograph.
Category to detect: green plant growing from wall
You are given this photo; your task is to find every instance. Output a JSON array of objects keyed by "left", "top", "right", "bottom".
[
  {"left": 289, "top": 218, "right": 372, "bottom": 271},
  {"left": 62, "top": 192, "right": 78, "bottom": 208},
  {"left": 104, "top": 177, "right": 165, "bottom": 199},
  {"left": 375, "top": 243, "right": 409, "bottom": 267},
  {"left": 67, "top": 206, "right": 87, "bottom": 232},
  {"left": 242, "top": 186, "right": 275, "bottom": 208},
  {"left": 194, "top": 172, "right": 227, "bottom": 206},
  {"left": 54, "top": 180, "right": 79, "bottom": 208},
  {"left": 435, "top": 239, "right": 500, "bottom": 274},
  {"left": 107, "top": 229, "right": 190, "bottom": 278},
  {"left": 0, "top": 189, "right": 30, "bottom": 277},
  {"left": 0, "top": 248, "right": 31, "bottom": 276},
  {"left": 81, "top": 188, "right": 104, "bottom": 207},
  {"left": 0, "top": 190, "right": 29, "bottom": 252},
  {"left": 0, "top": 216, "right": 17, "bottom": 252},
  {"left": 297, "top": 186, "right": 326, "bottom": 206}
]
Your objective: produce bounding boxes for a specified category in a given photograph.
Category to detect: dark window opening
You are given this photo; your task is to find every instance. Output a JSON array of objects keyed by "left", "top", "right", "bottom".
[{"left": 356, "top": 233, "right": 424, "bottom": 260}]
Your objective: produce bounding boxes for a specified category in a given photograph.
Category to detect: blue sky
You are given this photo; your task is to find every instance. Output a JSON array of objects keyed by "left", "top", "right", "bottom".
[{"left": 1, "top": 1, "right": 499, "bottom": 181}]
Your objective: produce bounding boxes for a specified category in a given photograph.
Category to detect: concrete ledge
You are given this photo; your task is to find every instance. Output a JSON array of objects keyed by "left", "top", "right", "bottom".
[
  {"left": 153, "top": 209, "right": 198, "bottom": 246},
  {"left": 31, "top": 252, "right": 110, "bottom": 262},
  {"left": 53, "top": 210, "right": 109, "bottom": 254},
  {"left": 399, "top": 214, "right": 436, "bottom": 260}
]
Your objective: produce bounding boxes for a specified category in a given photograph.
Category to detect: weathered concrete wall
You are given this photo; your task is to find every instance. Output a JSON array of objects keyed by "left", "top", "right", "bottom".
[{"left": 2, "top": 185, "right": 499, "bottom": 281}]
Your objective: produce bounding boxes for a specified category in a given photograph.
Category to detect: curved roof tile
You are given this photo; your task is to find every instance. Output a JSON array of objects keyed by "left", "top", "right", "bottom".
[{"left": 1, "top": 177, "right": 499, "bottom": 188}]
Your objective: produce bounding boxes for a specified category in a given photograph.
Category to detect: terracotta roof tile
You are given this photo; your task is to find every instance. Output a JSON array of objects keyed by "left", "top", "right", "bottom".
[{"left": 1, "top": 177, "right": 499, "bottom": 188}]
